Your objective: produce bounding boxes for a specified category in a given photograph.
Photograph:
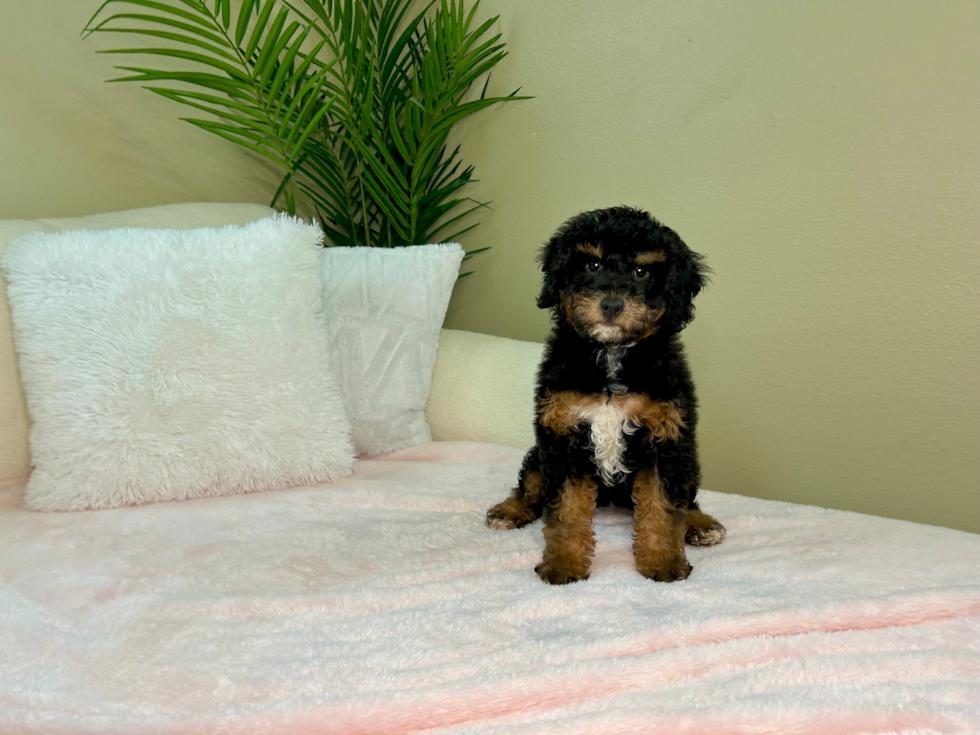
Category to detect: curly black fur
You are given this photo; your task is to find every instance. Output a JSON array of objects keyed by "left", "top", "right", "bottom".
[{"left": 487, "top": 206, "right": 725, "bottom": 584}]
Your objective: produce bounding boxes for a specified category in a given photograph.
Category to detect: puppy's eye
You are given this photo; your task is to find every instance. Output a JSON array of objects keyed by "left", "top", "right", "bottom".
[
  {"left": 586, "top": 259, "right": 602, "bottom": 273},
  {"left": 633, "top": 266, "right": 651, "bottom": 281}
]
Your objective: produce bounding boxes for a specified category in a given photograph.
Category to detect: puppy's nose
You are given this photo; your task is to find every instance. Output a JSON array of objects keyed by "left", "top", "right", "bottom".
[{"left": 600, "top": 297, "right": 624, "bottom": 319}]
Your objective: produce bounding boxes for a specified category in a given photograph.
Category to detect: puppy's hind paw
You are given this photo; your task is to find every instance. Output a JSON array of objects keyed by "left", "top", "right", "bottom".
[
  {"left": 686, "top": 520, "right": 726, "bottom": 547},
  {"left": 486, "top": 497, "right": 537, "bottom": 531},
  {"left": 685, "top": 510, "right": 726, "bottom": 547},
  {"left": 684, "top": 521, "right": 725, "bottom": 546}
]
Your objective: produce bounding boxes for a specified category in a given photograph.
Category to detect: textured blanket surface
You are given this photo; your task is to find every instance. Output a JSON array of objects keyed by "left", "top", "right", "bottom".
[{"left": 1, "top": 442, "right": 978, "bottom": 734}]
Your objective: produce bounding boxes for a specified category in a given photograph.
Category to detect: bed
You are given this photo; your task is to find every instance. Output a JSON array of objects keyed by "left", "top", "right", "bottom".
[
  {"left": 2, "top": 440, "right": 978, "bottom": 734},
  {"left": 1, "top": 205, "right": 977, "bottom": 733}
]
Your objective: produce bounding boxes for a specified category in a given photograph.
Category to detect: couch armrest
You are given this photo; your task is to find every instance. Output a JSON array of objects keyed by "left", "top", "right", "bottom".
[{"left": 426, "top": 329, "right": 543, "bottom": 450}]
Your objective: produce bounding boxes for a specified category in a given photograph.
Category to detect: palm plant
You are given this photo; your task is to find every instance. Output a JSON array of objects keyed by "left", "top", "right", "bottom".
[{"left": 84, "top": 0, "right": 527, "bottom": 261}]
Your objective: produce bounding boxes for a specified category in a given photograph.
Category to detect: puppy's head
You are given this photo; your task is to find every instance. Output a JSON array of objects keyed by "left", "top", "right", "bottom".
[{"left": 538, "top": 206, "right": 707, "bottom": 344}]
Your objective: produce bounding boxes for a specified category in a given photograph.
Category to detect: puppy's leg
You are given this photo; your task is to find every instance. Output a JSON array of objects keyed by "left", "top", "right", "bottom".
[
  {"left": 535, "top": 476, "right": 598, "bottom": 585},
  {"left": 487, "top": 449, "right": 545, "bottom": 530},
  {"left": 632, "top": 469, "right": 692, "bottom": 582},
  {"left": 686, "top": 504, "right": 726, "bottom": 547}
]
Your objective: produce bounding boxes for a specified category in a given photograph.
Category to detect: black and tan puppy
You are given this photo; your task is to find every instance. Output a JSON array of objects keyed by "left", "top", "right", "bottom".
[{"left": 487, "top": 206, "right": 725, "bottom": 585}]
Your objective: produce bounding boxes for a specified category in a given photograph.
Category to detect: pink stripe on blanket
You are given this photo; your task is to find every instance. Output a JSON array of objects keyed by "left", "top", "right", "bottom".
[
  {"left": 217, "top": 609, "right": 977, "bottom": 735},
  {"left": 216, "top": 684, "right": 961, "bottom": 735},
  {"left": 521, "top": 711, "right": 960, "bottom": 735},
  {"left": 592, "top": 594, "right": 980, "bottom": 660}
]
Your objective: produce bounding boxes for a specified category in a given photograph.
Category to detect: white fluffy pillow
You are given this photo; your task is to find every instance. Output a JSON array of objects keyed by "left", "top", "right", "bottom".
[
  {"left": 2, "top": 215, "right": 355, "bottom": 511},
  {"left": 321, "top": 244, "right": 464, "bottom": 456}
]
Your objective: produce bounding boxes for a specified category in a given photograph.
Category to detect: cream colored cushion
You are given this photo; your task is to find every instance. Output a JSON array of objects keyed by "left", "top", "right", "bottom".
[
  {"left": 0, "top": 203, "right": 273, "bottom": 483},
  {"left": 321, "top": 245, "right": 464, "bottom": 456},
  {"left": 425, "top": 329, "right": 543, "bottom": 451}
]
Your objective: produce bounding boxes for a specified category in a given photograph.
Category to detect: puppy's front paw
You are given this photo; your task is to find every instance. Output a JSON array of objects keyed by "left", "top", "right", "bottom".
[
  {"left": 637, "top": 557, "right": 692, "bottom": 583},
  {"left": 535, "top": 562, "right": 589, "bottom": 585}
]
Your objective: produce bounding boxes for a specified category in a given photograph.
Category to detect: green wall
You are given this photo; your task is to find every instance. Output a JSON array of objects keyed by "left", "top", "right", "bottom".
[
  {"left": 443, "top": 0, "right": 980, "bottom": 533},
  {"left": 1, "top": 1, "right": 977, "bottom": 532},
  {"left": 0, "top": 2, "right": 276, "bottom": 220}
]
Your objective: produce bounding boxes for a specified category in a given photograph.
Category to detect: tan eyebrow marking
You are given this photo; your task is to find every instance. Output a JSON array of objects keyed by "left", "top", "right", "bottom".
[
  {"left": 635, "top": 251, "right": 667, "bottom": 265},
  {"left": 576, "top": 243, "right": 603, "bottom": 258}
]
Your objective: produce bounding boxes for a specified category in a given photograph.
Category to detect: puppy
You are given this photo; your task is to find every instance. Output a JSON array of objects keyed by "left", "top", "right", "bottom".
[{"left": 486, "top": 206, "right": 725, "bottom": 585}]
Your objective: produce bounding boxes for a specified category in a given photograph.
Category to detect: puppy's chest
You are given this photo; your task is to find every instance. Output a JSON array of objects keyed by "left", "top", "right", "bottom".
[{"left": 581, "top": 346, "right": 637, "bottom": 484}]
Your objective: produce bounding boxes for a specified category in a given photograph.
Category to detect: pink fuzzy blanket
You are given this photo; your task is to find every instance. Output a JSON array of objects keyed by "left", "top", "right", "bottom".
[{"left": 1, "top": 442, "right": 978, "bottom": 734}]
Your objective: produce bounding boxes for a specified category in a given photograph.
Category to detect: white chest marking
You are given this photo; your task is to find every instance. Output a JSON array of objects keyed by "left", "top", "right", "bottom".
[
  {"left": 577, "top": 344, "right": 637, "bottom": 485},
  {"left": 577, "top": 400, "right": 638, "bottom": 485}
]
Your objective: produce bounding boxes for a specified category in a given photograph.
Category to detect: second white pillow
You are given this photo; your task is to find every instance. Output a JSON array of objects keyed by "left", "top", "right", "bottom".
[{"left": 321, "top": 244, "right": 464, "bottom": 456}]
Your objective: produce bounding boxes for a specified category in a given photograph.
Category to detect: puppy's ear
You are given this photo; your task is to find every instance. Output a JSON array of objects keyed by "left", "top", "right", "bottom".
[
  {"left": 536, "top": 233, "right": 570, "bottom": 309},
  {"left": 662, "top": 232, "right": 708, "bottom": 332}
]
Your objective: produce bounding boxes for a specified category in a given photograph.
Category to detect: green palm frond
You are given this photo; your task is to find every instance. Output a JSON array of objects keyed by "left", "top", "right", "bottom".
[{"left": 85, "top": 0, "right": 529, "bottom": 254}]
